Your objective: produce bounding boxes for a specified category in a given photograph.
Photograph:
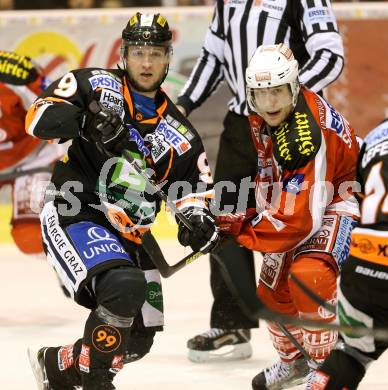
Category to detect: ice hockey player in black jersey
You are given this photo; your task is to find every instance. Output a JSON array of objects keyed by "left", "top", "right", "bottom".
[
  {"left": 310, "top": 118, "right": 388, "bottom": 390},
  {"left": 25, "top": 12, "right": 219, "bottom": 389}
]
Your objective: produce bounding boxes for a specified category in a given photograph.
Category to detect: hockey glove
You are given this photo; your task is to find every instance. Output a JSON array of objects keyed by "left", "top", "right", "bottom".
[
  {"left": 216, "top": 209, "right": 257, "bottom": 237},
  {"left": 216, "top": 212, "right": 246, "bottom": 237},
  {"left": 88, "top": 100, "right": 129, "bottom": 155},
  {"left": 177, "top": 208, "right": 220, "bottom": 254}
]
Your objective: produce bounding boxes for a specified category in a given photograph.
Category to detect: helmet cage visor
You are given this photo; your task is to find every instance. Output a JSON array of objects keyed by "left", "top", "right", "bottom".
[{"left": 122, "top": 45, "right": 172, "bottom": 65}]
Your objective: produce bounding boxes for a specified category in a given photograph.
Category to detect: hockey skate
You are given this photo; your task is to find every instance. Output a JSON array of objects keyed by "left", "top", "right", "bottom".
[
  {"left": 187, "top": 328, "right": 252, "bottom": 362},
  {"left": 27, "top": 347, "right": 51, "bottom": 390},
  {"left": 252, "top": 356, "right": 310, "bottom": 390}
]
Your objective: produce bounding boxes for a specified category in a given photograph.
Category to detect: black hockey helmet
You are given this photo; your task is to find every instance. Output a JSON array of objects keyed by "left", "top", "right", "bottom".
[{"left": 122, "top": 12, "right": 172, "bottom": 48}]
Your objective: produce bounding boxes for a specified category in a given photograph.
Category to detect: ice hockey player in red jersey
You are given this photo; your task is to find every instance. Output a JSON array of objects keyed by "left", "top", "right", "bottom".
[
  {"left": 25, "top": 12, "right": 219, "bottom": 389},
  {"left": 217, "top": 44, "right": 360, "bottom": 389},
  {"left": 0, "top": 50, "right": 64, "bottom": 255}
]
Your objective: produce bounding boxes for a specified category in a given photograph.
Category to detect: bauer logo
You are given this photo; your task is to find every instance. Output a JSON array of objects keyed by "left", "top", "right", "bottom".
[{"left": 66, "top": 222, "right": 133, "bottom": 269}]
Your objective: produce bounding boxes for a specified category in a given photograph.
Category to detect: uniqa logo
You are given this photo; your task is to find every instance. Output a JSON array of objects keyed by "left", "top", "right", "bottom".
[
  {"left": 86, "top": 226, "right": 117, "bottom": 244},
  {"left": 83, "top": 242, "right": 126, "bottom": 260}
]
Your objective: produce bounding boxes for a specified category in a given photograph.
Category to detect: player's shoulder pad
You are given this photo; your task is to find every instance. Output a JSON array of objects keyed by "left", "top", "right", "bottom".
[
  {"left": 0, "top": 50, "right": 39, "bottom": 85},
  {"left": 271, "top": 95, "right": 322, "bottom": 171}
]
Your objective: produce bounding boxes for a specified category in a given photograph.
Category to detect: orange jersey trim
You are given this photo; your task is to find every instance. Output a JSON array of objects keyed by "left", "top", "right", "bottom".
[
  {"left": 25, "top": 97, "right": 68, "bottom": 135},
  {"left": 350, "top": 231, "right": 388, "bottom": 266}
]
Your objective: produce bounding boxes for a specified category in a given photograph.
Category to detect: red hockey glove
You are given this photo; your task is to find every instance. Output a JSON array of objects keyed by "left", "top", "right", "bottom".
[{"left": 216, "top": 212, "right": 246, "bottom": 237}]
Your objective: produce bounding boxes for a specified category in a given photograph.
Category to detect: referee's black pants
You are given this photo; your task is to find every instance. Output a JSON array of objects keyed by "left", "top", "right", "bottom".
[{"left": 210, "top": 111, "right": 259, "bottom": 329}]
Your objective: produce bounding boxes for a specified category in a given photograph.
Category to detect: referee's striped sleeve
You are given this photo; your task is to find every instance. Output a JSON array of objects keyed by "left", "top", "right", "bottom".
[
  {"left": 298, "top": 0, "right": 344, "bottom": 92},
  {"left": 177, "top": 3, "right": 225, "bottom": 115}
]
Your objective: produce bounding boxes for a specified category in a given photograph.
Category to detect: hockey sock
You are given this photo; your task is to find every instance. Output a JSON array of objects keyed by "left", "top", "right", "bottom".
[
  {"left": 267, "top": 322, "right": 303, "bottom": 362},
  {"left": 80, "top": 310, "right": 130, "bottom": 389}
]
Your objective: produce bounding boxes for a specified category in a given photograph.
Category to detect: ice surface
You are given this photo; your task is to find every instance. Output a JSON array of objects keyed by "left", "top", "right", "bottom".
[{"left": 0, "top": 241, "right": 386, "bottom": 389}]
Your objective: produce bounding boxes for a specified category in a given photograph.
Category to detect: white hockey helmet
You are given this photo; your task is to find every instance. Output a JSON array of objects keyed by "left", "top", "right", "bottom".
[{"left": 246, "top": 44, "right": 300, "bottom": 114}]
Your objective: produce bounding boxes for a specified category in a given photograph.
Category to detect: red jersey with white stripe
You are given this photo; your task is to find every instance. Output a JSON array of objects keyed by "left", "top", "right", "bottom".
[
  {"left": 236, "top": 86, "right": 360, "bottom": 253},
  {"left": 0, "top": 51, "right": 43, "bottom": 171}
]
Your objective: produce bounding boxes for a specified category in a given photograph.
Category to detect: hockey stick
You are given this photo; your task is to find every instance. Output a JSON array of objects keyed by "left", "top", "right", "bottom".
[
  {"left": 211, "top": 247, "right": 388, "bottom": 341},
  {"left": 142, "top": 231, "right": 204, "bottom": 278},
  {"left": 122, "top": 150, "right": 205, "bottom": 277},
  {"left": 277, "top": 322, "right": 318, "bottom": 369},
  {"left": 0, "top": 166, "right": 53, "bottom": 181},
  {"left": 289, "top": 273, "right": 336, "bottom": 314}
]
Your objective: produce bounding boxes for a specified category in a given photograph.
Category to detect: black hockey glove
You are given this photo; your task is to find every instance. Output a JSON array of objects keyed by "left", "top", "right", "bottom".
[
  {"left": 177, "top": 208, "right": 220, "bottom": 254},
  {"left": 88, "top": 100, "right": 129, "bottom": 156}
]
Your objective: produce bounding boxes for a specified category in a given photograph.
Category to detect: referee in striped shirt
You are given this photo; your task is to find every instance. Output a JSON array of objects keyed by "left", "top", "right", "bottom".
[{"left": 177, "top": 0, "right": 344, "bottom": 363}]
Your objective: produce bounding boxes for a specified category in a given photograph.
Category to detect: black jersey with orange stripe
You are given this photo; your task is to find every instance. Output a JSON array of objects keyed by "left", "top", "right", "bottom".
[
  {"left": 25, "top": 67, "right": 214, "bottom": 239},
  {"left": 356, "top": 119, "right": 388, "bottom": 231},
  {"left": 349, "top": 119, "right": 388, "bottom": 267}
]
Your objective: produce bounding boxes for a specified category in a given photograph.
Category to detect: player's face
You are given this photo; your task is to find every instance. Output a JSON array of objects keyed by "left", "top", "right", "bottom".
[
  {"left": 126, "top": 45, "right": 169, "bottom": 97},
  {"left": 254, "top": 85, "right": 293, "bottom": 126}
]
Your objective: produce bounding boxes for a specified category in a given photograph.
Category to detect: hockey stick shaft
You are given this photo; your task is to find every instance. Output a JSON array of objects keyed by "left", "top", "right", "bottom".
[
  {"left": 123, "top": 150, "right": 193, "bottom": 230},
  {"left": 290, "top": 273, "right": 336, "bottom": 314},
  {"left": 211, "top": 249, "right": 388, "bottom": 341},
  {"left": 141, "top": 232, "right": 204, "bottom": 277},
  {"left": 0, "top": 166, "right": 53, "bottom": 181}
]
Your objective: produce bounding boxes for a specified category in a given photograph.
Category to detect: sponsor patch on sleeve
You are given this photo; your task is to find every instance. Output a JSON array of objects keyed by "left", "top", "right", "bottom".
[
  {"left": 307, "top": 7, "right": 335, "bottom": 24},
  {"left": 282, "top": 174, "right": 305, "bottom": 194},
  {"left": 155, "top": 120, "right": 192, "bottom": 156},
  {"left": 88, "top": 74, "right": 122, "bottom": 93}
]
